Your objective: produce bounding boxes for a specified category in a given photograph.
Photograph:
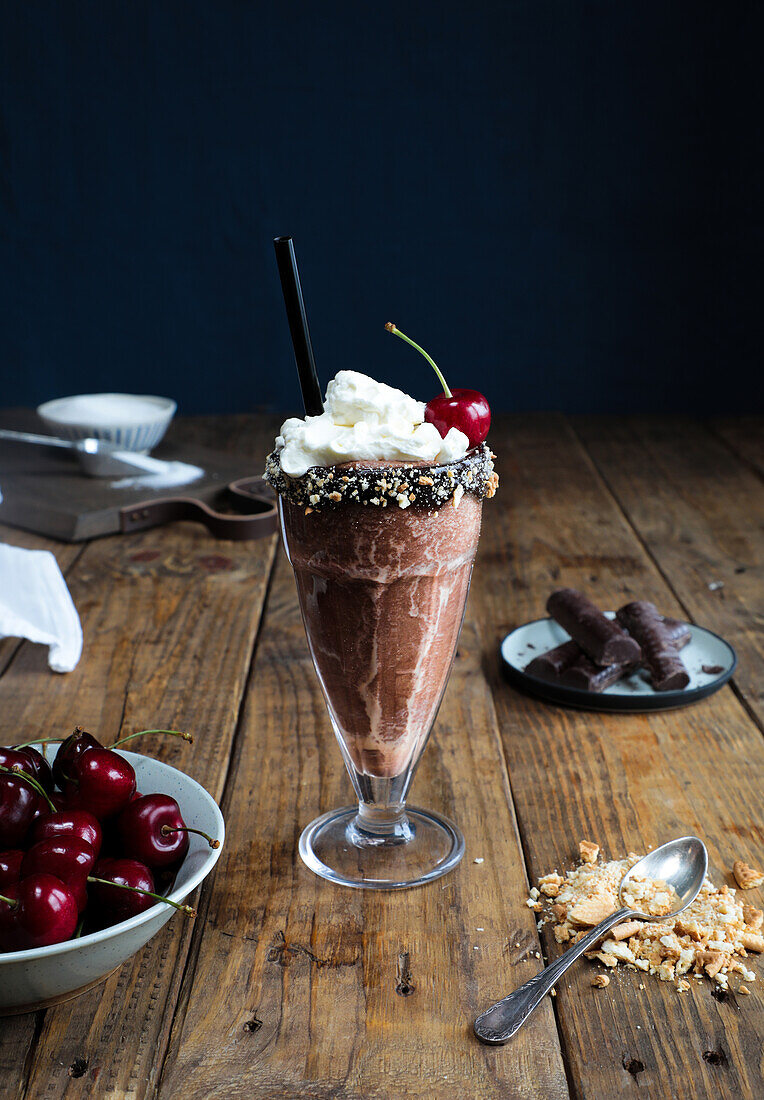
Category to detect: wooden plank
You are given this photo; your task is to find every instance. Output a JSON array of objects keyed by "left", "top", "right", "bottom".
[
  {"left": 465, "top": 414, "right": 764, "bottom": 1100},
  {"left": 709, "top": 417, "right": 764, "bottom": 480},
  {"left": 157, "top": 547, "right": 570, "bottom": 1096},
  {"left": 0, "top": 417, "right": 278, "bottom": 1100},
  {"left": 573, "top": 416, "right": 764, "bottom": 728}
]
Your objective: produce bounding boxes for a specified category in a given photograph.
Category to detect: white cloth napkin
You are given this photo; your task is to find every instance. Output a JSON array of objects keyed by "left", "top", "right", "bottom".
[{"left": 0, "top": 543, "right": 83, "bottom": 672}]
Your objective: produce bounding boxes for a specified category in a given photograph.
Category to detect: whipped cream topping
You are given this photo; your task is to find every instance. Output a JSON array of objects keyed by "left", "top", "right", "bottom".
[{"left": 274, "top": 371, "right": 469, "bottom": 478}]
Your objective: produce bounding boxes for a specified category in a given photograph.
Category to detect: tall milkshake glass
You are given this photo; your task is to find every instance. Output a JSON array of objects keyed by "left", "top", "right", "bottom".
[{"left": 268, "top": 433, "right": 496, "bottom": 889}]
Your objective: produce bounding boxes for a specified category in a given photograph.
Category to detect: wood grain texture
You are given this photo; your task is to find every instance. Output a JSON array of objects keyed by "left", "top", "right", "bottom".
[
  {"left": 469, "top": 414, "right": 764, "bottom": 1100},
  {"left": 710, "top": 417, "right": 764, "bottom": 479},
  {"left": 2, "top": 413, "right": 762, "bottom": 1100},
  {"left": 573, "top": 416, "right": 764, "bottom": 727},
  {"left": 0, "top": 417, "right": 278, "bottom": 1100},
  {"left": 157, "top": 549, "right": 569, "bottom": 1099}
]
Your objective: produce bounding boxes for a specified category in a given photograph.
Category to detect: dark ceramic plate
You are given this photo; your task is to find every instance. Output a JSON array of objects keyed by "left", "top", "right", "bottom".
[{"left": 500, "top": 615, "right": 737, "bottom": 712}]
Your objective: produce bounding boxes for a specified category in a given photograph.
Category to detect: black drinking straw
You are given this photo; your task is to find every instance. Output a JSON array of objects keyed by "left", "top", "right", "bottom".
[{"left": 273, "top": 236, "right": 324, "bottom": 416}]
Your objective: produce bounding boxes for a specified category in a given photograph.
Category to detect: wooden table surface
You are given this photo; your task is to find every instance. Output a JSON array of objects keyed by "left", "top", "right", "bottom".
[{"left": 1, "top": 413, "right": 762, "bottom": 1100}]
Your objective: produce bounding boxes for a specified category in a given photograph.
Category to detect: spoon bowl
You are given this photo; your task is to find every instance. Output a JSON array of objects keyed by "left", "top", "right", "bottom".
[
  {"left": 619, "top": 836, "right": 708, "bottom": 919},
  {"left": 474, "top": 836, "right": 709, "bottom": 1044}
]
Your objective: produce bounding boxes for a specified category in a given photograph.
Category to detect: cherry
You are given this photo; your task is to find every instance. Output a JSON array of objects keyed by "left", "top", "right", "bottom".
[
  {"left": 89, "top": 858, "right": 195, "bottom": 925},
  {"left": 21, "top": 837, "right": 96, "bottom": 912},
  {"left": 64, "top": 749, "right": 136, "bottom": 820},
  {"left": 424, "top": 389, "right": 491, "bottom": 448},
  {"left": 0, "top": 851, "right": 23, "bottom": 889},
  {"left": 0, "top": 873, "right": 79, "bottom": 950},
  {"left": 29, "top": 809, "right": 102, "bottom": 857},
  {"left": 88, "top": 858, "right": 157, "bottom": 923},
  {"left": 385, "top": 322, "right": 491, "bottom": 447},
  {"left": 51, "top": 727, "right": 102, "bottom": 791},
  {"left": 0, "top": 773, "right": 42, "bottom": 848},
  {"left": 0, "top": 746, "right": 53, "bottom": 793},
  {"left": 116, "top": 794, "right": 219, "bottom": 870}
]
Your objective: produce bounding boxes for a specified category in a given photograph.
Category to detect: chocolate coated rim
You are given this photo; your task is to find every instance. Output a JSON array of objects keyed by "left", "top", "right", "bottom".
[{"left": 500, "top": 617, "right": 738, "bottom": 713}]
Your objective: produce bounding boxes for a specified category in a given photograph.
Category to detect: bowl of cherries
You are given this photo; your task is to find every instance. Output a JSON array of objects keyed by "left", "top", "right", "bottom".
[{"left": 0, "top": 727, "right": 224, "bottom": 1013}]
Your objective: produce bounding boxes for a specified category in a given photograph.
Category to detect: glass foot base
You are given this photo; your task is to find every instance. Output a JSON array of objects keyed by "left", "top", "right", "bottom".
[{"left": 298, "top": 805, "right": 465, "bottom": 890}]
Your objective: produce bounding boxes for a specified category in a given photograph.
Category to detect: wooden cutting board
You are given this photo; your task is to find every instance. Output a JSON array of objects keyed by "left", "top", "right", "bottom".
[{"left": 0, "top": 411, "right": 264, "bottom": 542}]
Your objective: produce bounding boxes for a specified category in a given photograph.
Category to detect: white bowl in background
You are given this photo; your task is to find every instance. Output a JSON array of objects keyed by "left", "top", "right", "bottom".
[
  {"left": 37, "top": 393, "right": 177, "bottom": 453},
  {"left": 0, "top": 747, "right": 224, "bottom": 1014}
]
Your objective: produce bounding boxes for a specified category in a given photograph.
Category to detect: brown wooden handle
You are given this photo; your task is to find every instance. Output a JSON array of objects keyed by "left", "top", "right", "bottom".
[{"left": 120, "top": 488, "right": 278, "bottom": 541}]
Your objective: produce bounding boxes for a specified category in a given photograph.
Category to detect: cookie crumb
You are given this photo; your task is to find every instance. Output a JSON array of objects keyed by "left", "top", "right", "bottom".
[
  {"left": 579, "top": 840, "right": 600, "bottom": 864},
  {"left": 592, "top": 974, "right": 610, "bottom": 988},
  {"left": 733, "top": 860, "right": 764, "bottom": 890}
]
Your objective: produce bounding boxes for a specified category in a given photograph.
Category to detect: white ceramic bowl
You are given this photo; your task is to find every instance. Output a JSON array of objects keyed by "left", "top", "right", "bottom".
[
  {"left": 0, "top": 748, "right": 224, "bottom": 1014},
  {"left": 37, "top": 393, "right": 177, "bottom": 453}
]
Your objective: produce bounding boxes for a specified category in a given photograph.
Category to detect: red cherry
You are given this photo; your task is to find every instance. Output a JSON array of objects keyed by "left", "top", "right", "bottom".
[
  {"left": 65, "top": 749, "right": 136, "bottom": 820},
  {"left": 0, "top": 873, "right": 79, "bottom": 950},
  {"left": 0, "top": 747, "right": 53, "bottom": 793},
  {"left": 384, "top": 323, "right": 491, "bottom": 448},
  {"left": 425, "top": 389, "right": 491, "bottom": 448},
  {"left": 0, "top": 851, "right": 24, "bottom": 889},
  {"left": 0, "top": 774, "right": 41, "bottom": 848},
  {"left": 29, "top": 809, "right": 102, "bottom": 857},
  {"left": 89, "top": 858, "right": 157, "bottom": 923},
  {"left": 21, "top": 837, "right": 96, "bottom": 912},
  {"left": 52, "top": 728, "right": 102, "bottom": 792},
  {"left": 116, "top": 794, "right": 219, "bottom": 870}
]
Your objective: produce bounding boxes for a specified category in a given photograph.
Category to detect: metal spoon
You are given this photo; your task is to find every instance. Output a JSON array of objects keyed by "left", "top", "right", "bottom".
[
  {"left": 0, "top": 429, "right": 170, "bottom": 478},
  {"left": 474, "top": 836, "right": 708, "bottom": 1044}
]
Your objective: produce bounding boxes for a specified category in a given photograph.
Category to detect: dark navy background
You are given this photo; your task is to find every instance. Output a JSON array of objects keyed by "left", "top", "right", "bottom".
[{"left": 1, "top": 2, "right": 761, "bottom": 416}]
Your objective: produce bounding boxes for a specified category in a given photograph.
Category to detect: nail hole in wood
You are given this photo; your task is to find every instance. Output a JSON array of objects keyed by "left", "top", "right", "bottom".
[
  {"left": 243, "top": 1016, "right": 263, "bottom": 1033},
  {"left": 703, "top": 1048, "right": 728, "bottom": 1066},
  {"left": 622, "top": 1057, "right": 644, "bottom": 1079},
  {"left": 68, "top": 1058, "right": 89, "bottom": 1078},
  {"left": 396, "top": 951, "right": 415, "bottom": 997}
]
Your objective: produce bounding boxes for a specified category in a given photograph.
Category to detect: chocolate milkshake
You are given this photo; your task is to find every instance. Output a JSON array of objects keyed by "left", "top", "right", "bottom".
[
  {"left": 265, "top": 369, "right": 497, "bottom": 887},
  {"left": 276, "top": 455, "right": 490, "bottom": 779}
]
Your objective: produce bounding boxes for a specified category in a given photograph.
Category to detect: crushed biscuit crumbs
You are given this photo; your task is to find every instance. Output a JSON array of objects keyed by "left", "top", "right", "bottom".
[
  {"left": 528, "top": 841, "right": 763, "bottom": 994},
  {"left": 592, "top": 974, "right": 610, "bottom": 988}
]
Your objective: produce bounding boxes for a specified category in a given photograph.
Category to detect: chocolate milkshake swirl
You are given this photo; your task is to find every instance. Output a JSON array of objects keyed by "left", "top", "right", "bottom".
[{"left": 279, "top": 469, "right": 483, "bottom": 778}]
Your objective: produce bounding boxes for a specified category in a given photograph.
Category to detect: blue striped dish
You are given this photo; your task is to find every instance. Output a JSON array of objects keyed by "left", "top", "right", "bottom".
[{"left": 37, "top": 394, "right": 177, "bottom": 453}]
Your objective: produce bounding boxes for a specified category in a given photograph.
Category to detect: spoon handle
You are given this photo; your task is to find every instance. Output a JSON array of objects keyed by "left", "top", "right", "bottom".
[
  {"left": 0, "top": 429, "right": 74, "bottom": 450},
  {"left": 474, "top": 907, "right": 634, "bottom": 1044}
]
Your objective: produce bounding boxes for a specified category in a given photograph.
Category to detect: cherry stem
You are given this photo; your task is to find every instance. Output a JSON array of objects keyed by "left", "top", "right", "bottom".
[
  {"left": 87, "top": 877, "right": 196, "bottom": 916},
  {"left": 0, "top": 892, "right": 19, "bottom": 909},
  {"left": 161, "top": 824, "right": 220, "bottom": 849},
  {"left": 385, "top": 322, "right": 452, "bottom": 398},
  {"left": 12, "top": 737, "right": 67, "bottom": 749},
  {"left": 0, "top": 765, "right": 56, "bottom": 812},
  {"left": 109, "top": 729, "right": 194, "bottom": 749}
]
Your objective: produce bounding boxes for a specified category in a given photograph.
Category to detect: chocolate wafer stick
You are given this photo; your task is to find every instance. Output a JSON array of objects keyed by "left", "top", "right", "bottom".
[
  {"left": 527, "top": 615, "right": 690, "bottom": 692},
  {"left": 561, "top": 655, "right": 636, "bottom": 692},
  {"left": 547, "top": 589, "right": 642, "bottom": 666},
  {"left": 524, "top": 640, "right": 580, "bottom": 682},
  {"left": 616, "top": 601, "right": 690, "bottom": 692}
]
